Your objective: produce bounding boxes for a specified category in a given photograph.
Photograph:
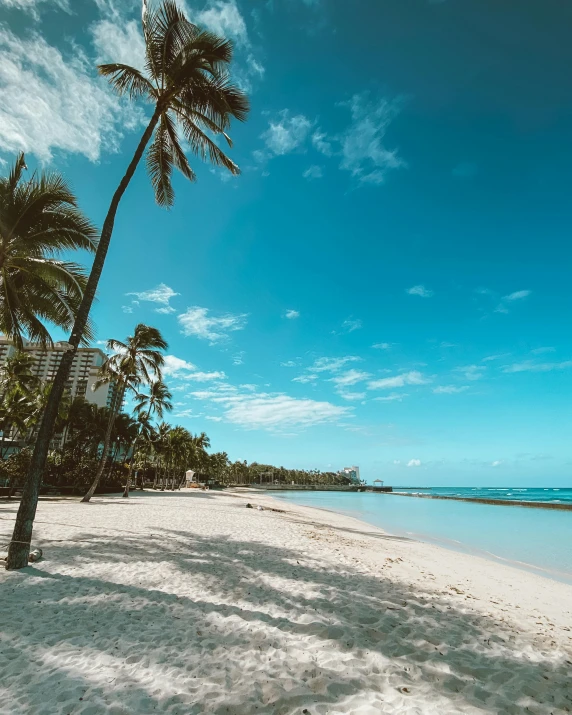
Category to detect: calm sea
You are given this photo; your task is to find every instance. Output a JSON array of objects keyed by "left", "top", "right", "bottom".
[{"left": 272, "top": 488, "right": 572, "bottom": 585}]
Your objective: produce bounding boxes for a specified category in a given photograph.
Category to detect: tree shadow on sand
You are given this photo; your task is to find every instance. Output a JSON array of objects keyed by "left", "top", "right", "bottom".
[{"left": 1, "top": 526, "right": 571, "bottom": 715}]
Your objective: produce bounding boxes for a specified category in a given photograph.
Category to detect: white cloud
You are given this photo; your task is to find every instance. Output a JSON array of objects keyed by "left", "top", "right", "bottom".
[
  {"left": 0, "top": 0, "right": 69, "bottom": 17},
  {"left": 280, "top": 360, "right": 298, "bottom": 367},
  {"left": 338, "top": 93, "right": 405, "bottom": 184},
  {"left": 530, "top": 347, "right": 555, "bottom": 355},
  {"left": 184, "top": 371, "right": 226, "bottom": 382},
  {"left": 91, "top": 18, "right": 146, "bottom": 70},
  {"left": 407, "top": 285, "right": 434, "bottom": 298},
  {"left": 407, "top": 459, "right": 421, "bottom": 467},
  {"left": 339, "top": 318, "right": 362, "bottom": 333},
  {"left": 368, "top": 370, "right": 430, "bottom": 390},
  {"left": 178, "top": 306, "right": 247, "bottom": 342},
  {"left": 482, "top": 353, "right": 510, "bottom": 362},
  {"left": 491, "top": 460, "right": 504, "bottom": 467},
  {"left": 433, "top": 385, "right": 469, "bottom": 394},
  {"left": 337, "top": 391, "right": 365, "bottom": 401},
  {"left": 0, "top": 27, "right": 143, "bottom": 162},
  {"left": 309, "top": 356, "right": 361, "bottom": 373},
  {"left": 122, "top": 305, "right": 133, "bottom": 314},
  {"left": 504, "top": 290, "right": 531, "bottom": 301},
  {"left": 206, "top": 415, "right": 223, "bottom": 422},
  {"left": 127, "top": 283, "right": 179, "bottom": 313},
  {"left": 285, "top": 309, "right": 300, "bottom": 319},
  {"left": 162, "top": 355, "right": 197, "bottom": 377},
  {"left": 292, "top": 374, "right": 318, "bottom": 384},
  {"left": 372, "top": 342, "right": 392, "bottom": 350},
  {"left": 455, "top": 365, "right": 485, "bottom": 381},
  {"left": 196, "top": 0, "right": 249, "bottom": 46},
  {"left": 190, "top": 384, "right": 349, "bottom": 431},
  {"left": 373, "top": 393, "right": 407, "bottom": 402},
  {"left": 329, "top": 369, "right": 371, "bottom": 387},
  {"left": 311, "top": 130, "right": 332, "bottom": 156},
  {"left": 303, "top": 164, "right": 323, "bottom": 180},
  {"left": 260, "top": 111, "right": 313, "bottom": 157},
  {"left": 501, "top": 360, "right": 572, "bottom": 374},
  {"left": 232, "top": 351, "right": 245, "bottom": 365}
]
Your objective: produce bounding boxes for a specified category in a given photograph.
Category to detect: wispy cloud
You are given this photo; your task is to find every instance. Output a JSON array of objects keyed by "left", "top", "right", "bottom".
[
  {"left": 303, "top": 165, "right": 323, "bottom": 180},
  {"left": 372, "top": 342, "right": 393, "bottom": 350},
  {"left": 495, "top": 289, "right": 532, "bottom": 314},
  {"left": 127, "top": 283, "right": 179, "bottom": 314},
  {"left": 162, "top": 355, "right": 196, "bottom": 378},
  {"left": 258, "top": 110, "right": 313, "bottom": 159},
  {"left": 407, "top": 285, "right": 434, "bottom": 298},
  {"left": 91, "top": 17, "right": 145, "bottom": 69},
  {"left": 373, "top": 392, "right": 407, "bottom": 402},
  {"left": 337, "top": 93, "right": 405, "bottom": 185},
  {"left": 501, "top": 360, "right": 572, "bottom": 374},
  {"left": 530, "top": 346, "right": 555, "bottom": 355},
  {"left": 308, "top": 356, "right": 361, "bottom": 373},
  {"left": 183, "top": 371, "right": 226, "bottom": 382},
  {"left": 0, "top": 26, "right": 143, "bottom": 162},
  {"left": 329, "top": 369, "right": 371, "bottom": 387},
  {"left": 284, "top": 309, "right": 300, "bottom": 319},
  {"left": 337, "top": 391, "right": 366, "bottom": 402},
  {"left": 190, "top": 383, "right": 349, "bottom": 431},
  {"left": 178, "top": 306, "right": 248, "bottom": 343},
  {"left": 292, "top": 374, "right": 318, "bottom": 384},
  {"left": 0, "top": 0, "right": 69, "bottom": 19},
  {"left": 280, "top": 360, "right": 298, "bottom": 368},
  {"left": 482, "top": 353, "right": 510, "bottom": 362},
  {"left": 455, "top": 365, "right": 485, "bottom": 381},
  {"left": 407, "top": 459, "right": 421, "bottom": 467},
  {"left": 433, "top": 385, "right": 469, "bottom": 394},
  {"left": 368, "top": 370, "right": 430, "bottom": 390},
  {"left": 340, "top": 318, "right": 362, "bottom": 333}
]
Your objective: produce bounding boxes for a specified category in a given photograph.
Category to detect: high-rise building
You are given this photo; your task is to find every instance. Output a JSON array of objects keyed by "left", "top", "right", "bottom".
[
  {"left": 0, "top": 336, "right": 118, "bottom": 449},
  {"left": 341, "top": 466, "right": 361, "bottom": 484}
]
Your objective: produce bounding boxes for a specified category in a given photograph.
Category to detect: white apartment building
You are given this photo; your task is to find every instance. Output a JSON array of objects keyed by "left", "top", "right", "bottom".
[{"left": 0, "top": 336, "right": 118, "bottom": 449}]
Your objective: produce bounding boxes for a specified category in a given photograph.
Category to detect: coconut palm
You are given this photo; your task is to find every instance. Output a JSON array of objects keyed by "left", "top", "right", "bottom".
[
  {"left": 8, "top": 1, "right": 248, "bottom": 568},
  {"left": 0, "top": 153, "right": 98, "bottom": 347},
  {"left": 125, "top": 379, "right": 172, "bottom": 495},
  {"left": 81, "top": 324, "right": 167, "bottom": 503}
]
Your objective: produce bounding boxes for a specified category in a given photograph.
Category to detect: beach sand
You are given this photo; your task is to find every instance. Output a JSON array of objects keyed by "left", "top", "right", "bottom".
[{"left": 1, "top": 490, "right": 571, "bottom": 714}]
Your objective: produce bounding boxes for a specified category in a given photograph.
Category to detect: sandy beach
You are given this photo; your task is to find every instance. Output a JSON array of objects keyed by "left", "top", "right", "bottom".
[{"left": 1, "top": 490, "right": 571, "bottom": 714}]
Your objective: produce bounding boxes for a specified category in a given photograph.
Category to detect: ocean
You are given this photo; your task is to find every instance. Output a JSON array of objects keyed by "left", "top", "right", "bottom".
[{"left": 271, "top": 488, "right": 572, "bottom": 584}]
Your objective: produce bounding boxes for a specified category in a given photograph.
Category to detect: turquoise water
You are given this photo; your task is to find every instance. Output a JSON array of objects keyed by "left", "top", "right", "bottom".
[
  {"left": 272, "top": 490, "right": 572, "bottom": 584},
  {"left": 394, "top": 486, "right": 572, "bottom": 504}
]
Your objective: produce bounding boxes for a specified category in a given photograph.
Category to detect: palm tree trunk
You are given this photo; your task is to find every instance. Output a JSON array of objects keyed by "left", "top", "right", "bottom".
[
  {"left": 6, "top": 109, "right": 162, "bottom": 570},
  {"left": 123, "top": 435, "right": 138, "bottom": 499},
  {"left": 81, "top": 385, "right": 125, "bottom": 503}
]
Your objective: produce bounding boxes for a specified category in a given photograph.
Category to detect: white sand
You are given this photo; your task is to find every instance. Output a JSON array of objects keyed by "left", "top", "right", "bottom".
[{"left": 1, "top": 490, "right": 571, "bottom": 715}]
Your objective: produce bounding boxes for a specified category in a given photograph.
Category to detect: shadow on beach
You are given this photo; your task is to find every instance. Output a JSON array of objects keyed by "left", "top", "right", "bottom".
[{"left": 1, "top": 516, "right": 571, "bottom": 714}]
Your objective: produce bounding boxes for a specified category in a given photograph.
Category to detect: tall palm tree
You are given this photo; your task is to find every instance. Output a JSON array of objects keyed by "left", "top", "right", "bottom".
[
  {"left": 8, "top": 0, "right": 248, "bottom": 568},
  {"left": 81, "top": 324, "right": 167, "bottom": 503},
  {"left": 125, "top": 379, "right": 172, "bottom": 495},
  {"left": 0, "top": 153, "right": 98, "bottom": 347}
]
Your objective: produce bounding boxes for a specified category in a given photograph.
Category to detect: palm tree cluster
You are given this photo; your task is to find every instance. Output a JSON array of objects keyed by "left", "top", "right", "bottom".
[{"left": 5, "top": 0, "right": 249, "bottom": 569}]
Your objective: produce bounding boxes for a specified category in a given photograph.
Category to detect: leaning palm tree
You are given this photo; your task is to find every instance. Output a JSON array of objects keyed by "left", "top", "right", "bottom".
[
  {"left": 81, "top": 324, "right": 167, "bottom": 503},
  {"left": 8, "top": 0, "right": 248, "bottom": 569},
  {"left": 124, "top": 379, "right": 172, "bottom": 495},
  {"left": 0, "top": 153, "right": 98, "bottom": 347}
]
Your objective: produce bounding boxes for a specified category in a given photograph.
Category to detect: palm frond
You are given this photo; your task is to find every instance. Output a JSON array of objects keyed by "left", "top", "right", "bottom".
[
  {"left": 98, "top": 63, "right": 156, "bottom": 99},
  {"left": 146, "top": 116, "right": 175, "bottom": 207}
]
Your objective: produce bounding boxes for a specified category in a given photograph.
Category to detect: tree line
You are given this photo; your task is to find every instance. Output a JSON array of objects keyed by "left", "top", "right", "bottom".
[{"left": 0, "top": 327, "right": 352, "bottom": 499}]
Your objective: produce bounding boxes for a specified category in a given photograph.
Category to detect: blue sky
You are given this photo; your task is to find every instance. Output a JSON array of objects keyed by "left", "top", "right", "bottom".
[{"left": 1, "top": 0, "right": 571, "bottom": 485}]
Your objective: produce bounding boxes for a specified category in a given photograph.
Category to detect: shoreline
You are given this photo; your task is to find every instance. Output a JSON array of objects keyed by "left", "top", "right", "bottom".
[
  {"left": 388, "top": 491, "right": 572, "bottom": 510},
  {"left": 1, "top": 490, "right": 571, "bottom": 714}
]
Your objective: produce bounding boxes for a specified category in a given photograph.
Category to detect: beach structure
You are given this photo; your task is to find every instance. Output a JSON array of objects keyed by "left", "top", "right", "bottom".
[
  {"left": 373, "top": 479, "right": 384, "bottom": 487},
  {"left": 0, "top": 336, "right": 119, "bottom": 449},
  {"left": 185, "top": 470, "right": 196, "bottom": 487}
]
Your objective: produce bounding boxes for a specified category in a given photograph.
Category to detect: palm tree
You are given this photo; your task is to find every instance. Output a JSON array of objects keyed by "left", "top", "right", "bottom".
[
  {"left": 125, "top": 379, "right": 172, "bottom": 494},
  {"left": 81, "top": 324, "right": 167, "bottom": 503},
  {"left": 8, "top": 0, "right": 248, "bottom": 569},
  {"left": 0, "top": 153, "right": 98, "bottom": 347}
]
